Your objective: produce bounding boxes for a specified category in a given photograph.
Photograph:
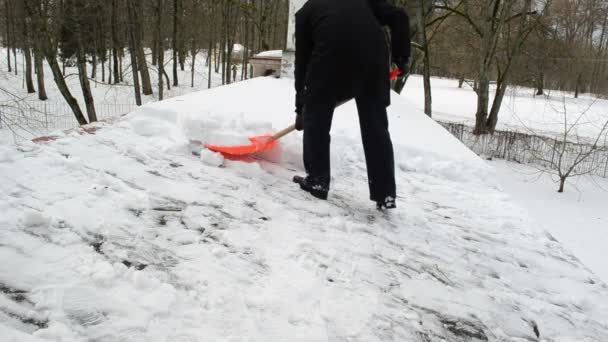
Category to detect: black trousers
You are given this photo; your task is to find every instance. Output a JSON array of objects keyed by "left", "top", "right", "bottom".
[{"left": 303, "top": 95, "right": 396, "bottom": 201}]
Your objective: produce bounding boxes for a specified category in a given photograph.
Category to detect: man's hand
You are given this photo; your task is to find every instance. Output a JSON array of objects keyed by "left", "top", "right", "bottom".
[
  {"left": 295, "top": 105, "right": 304, "bottom": 131},
  {"left": 393, "top": 57, "right": 410, "bottom": 77}
]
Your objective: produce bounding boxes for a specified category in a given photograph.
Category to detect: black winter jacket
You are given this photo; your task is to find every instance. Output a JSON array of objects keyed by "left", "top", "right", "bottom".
[{"left": 295, "top": 0, "right": 410, "bottom": 110}]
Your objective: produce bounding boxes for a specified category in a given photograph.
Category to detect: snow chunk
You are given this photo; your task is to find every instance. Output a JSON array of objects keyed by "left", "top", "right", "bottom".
[
  {"left": 21, "top": 210, "right": 51, "bottom": 228},
  {"left": 200, "top": 149, "right": 225, "bottom": 167},
  {"left": 211, "top": 247, "right": 227, "bottom": 258},
  {"left": 0, "top": 146, "right": 15, "bottom": 163}
]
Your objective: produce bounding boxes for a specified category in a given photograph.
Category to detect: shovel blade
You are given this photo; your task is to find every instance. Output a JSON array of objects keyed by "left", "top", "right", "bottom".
[{"left": 205, "top": 135, "right": 277, "bottom": 156}]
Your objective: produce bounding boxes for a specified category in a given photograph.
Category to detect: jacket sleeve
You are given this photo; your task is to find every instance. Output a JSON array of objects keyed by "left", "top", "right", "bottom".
[
  {"left": 294, "top": 7, "right": 313, "bottom": 111},
  {"left": 368, "top": 0, "right": 411, "bottom": 60}
]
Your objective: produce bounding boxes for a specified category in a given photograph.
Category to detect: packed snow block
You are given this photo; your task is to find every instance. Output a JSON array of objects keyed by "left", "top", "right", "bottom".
[{"left": 200, "top": 149, "right": 225, "bottom": 167}]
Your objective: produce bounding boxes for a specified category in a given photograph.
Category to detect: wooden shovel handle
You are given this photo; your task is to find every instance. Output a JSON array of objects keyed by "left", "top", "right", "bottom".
[{"left": 270, "top": 124, "right": 296, "bottom": 142}]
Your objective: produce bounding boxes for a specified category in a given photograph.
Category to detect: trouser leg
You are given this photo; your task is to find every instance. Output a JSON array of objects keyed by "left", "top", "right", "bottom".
[
  {"left": 355, "top": 96, "right": 396, "bottom": 202},
  {"left": 303, "top": 99, "right": 335, "bottom": 187}
]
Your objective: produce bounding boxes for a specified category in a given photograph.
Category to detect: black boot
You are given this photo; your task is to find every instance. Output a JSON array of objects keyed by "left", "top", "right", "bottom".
[
  {"left": 293, "top": 175, "right": 329, "bottom": 200},
  {"left": 376, "top": 196, "right": 396, "bottom": 211}
]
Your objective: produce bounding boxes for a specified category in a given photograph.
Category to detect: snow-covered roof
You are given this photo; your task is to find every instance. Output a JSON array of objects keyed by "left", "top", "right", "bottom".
[
  {"left": 254, "top": 50, "right": 283, "bottom": 58},
  {"left": 1, "top": 78, "right": 607, "bottom": 341}
]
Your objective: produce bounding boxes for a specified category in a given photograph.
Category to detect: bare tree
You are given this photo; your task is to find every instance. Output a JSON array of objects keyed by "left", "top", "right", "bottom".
[
  {"left": 131, "top": 0, "right": 153, "bottom": 95},
  {"left": 30, "top": 0, "right": 47, "bottom": 100},
  {"left": 24, "top": 0, "right": 88, "bottom": 125},
  {"left": 111, "top": 0, "right": 121, "bottom": 84},
  {"left": 4, "top": 0, "right": 12, "bottom": 72},
  {"left": 172, "top": 0, "right": 180, "bottom": 87},
  {"left": 18, "top": 0, "right": 36, "bottom": 94},
  {"left": 526, "top": 98, "right": 608, "bottom": 192},
  {"left": 157, "top": 0, "right": 165, "bottom": 100},
  {"left": 126, "top": 0, "right": 142, "bottom": 106}
]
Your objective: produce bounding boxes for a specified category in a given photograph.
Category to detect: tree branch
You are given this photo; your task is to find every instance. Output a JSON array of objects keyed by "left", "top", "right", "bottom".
[{"left": 433, "top": 5, "right": 482, "bottom": 37}]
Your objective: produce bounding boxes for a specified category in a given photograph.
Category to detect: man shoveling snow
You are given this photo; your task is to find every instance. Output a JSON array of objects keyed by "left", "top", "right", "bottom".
[{"left": 292, "top": 0, "right": 410, "bottom": 210}]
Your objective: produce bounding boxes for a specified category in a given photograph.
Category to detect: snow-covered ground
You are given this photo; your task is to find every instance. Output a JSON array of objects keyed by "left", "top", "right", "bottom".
[
  {"left": 402, "top": 75, "right": 608, "bottom": 139},
  {"left": 2, "top": 78, "right": 608, "bottom": 341},
  {"left": 492, "top": 160, "right": 608, "bottom": 283}
]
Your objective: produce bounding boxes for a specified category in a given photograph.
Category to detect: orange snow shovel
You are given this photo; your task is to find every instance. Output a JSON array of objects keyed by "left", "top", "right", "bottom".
[{"left": 205, "top": 124, "right": 296, "bottom": 157}]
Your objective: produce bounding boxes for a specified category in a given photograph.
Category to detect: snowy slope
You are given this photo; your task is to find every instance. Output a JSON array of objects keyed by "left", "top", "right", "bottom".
[
  {"left": 1, "top": 78, "right": 608, "bottom": 341},
  {"left": 492, "top": 160, "right": 608, "bottom": 283}
]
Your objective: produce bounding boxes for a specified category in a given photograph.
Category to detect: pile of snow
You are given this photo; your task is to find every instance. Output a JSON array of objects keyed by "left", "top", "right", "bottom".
[
  {"left": 1, "top": 78, "right": 608, "bottom": 341},
  {"left": 254, "top": 50, "right": 283, "bottom": 58}
]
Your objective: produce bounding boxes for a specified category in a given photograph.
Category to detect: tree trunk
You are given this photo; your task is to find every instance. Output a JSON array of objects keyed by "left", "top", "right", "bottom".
[
  {"left": 574, "top": 73, "right": 581, "bottom": 98},
  {"left": 487, "top": 81, "right": 507, "bottom": 133},
  {"left": 108, "top": 51, "right": 112, "bottom": 84},
  {"left": 418, "top": 0, "right": 432, "bottom": 117},
  {"left": 22, "top": 11, "right": 36, "bottom": 94},
  {"left": 102, "top": 58, "right": 105, "bottom": 83},
  {"left": 46, "top": 52, "right": 88, "bottom": 125},
  {"left": 226, "top": 43, "right": 234, "bottom": 84},
  {"left": 215, "top": 41, "right": 220, "bottom": 73},
  {"left": 77, "top": 42, "right": 97, "bottom": 123},
  {"left": 191, "top": 40, "right": 196, "bottom": 87},
  {"left": 422, "top": 60, "right": 432, "bottom": 117},
  {"left": 152, "top": 35, "right": 158, "bottom": 66},
  {"left": 119, "top": 54, "right": 123, "bottom": 81},
  {"left": 5, "top": 0, "right": 12, "bottom": 73},
  {"left": 112, "top": 48, "right": 120, "bottom": 84},
  {"left": 119, "top": 54, "right": 124, "bottom": 82},
  {"left": 536, "top": 71, "right": 544, "bottom": 96},
  {"left": 158, "top": 0, "right": 164, "bottom": 100},
  {"left": 132, "top": 1, "right": 153, "bottom": 95},
  {"left": 34, "top": 46, "right": 47, "bottom": 100},
  {"left": 474, "top": 77, "right": 490, "bottom": 134},
  {"left": 24, "top": 48, "right": 36, "bottom": 93},
  {"left": 172, "top": 0, "right": 179, "bottom": 87},
  {"left": 242, "top": 12, "right": 249, "bottom": 81},
  {"left": 13, "top": 47, "right": 17, "bottom": 75},
  {"left": 474, "top": 0, "right": 506, "bottom": 135},
  {"left": 179, "top": 46, "right": 186, "bottom": 71},
  {"left": 91, "top": 48, "right": 97, "bottom": 79},
  {"left": 458, "top": 76, "right": 465, "bottom": 89},
  {"left": 558, "top": 176, "right": 566, "bottom": 193},
  {"left": 137, "top": 45, "right": 153, "bottom": 95},
  {"left": 127, "top": 0, "right": 142, "bottom": 106},
  {"left": 111, "top": 0, "right": 120, "bottom": 84},
  {"left": 208, "top": 25, "right": 213, "bottom": 89},
  {"left": 163, "top": 68, "right": 171, "bottom": 90}
]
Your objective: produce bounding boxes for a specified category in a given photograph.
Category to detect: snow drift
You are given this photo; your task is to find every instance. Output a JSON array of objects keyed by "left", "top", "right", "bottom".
[{"left": 1, "top": 78, "right": 607, "bottom": 341}]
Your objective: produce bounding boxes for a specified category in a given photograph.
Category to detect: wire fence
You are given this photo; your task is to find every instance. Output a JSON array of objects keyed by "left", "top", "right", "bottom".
[
  {"left": 438, "top": 121, "right": 608, "bottom": 178},
  {"left": 0, "top": 101, "right": 138, "bottom": 141}
]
